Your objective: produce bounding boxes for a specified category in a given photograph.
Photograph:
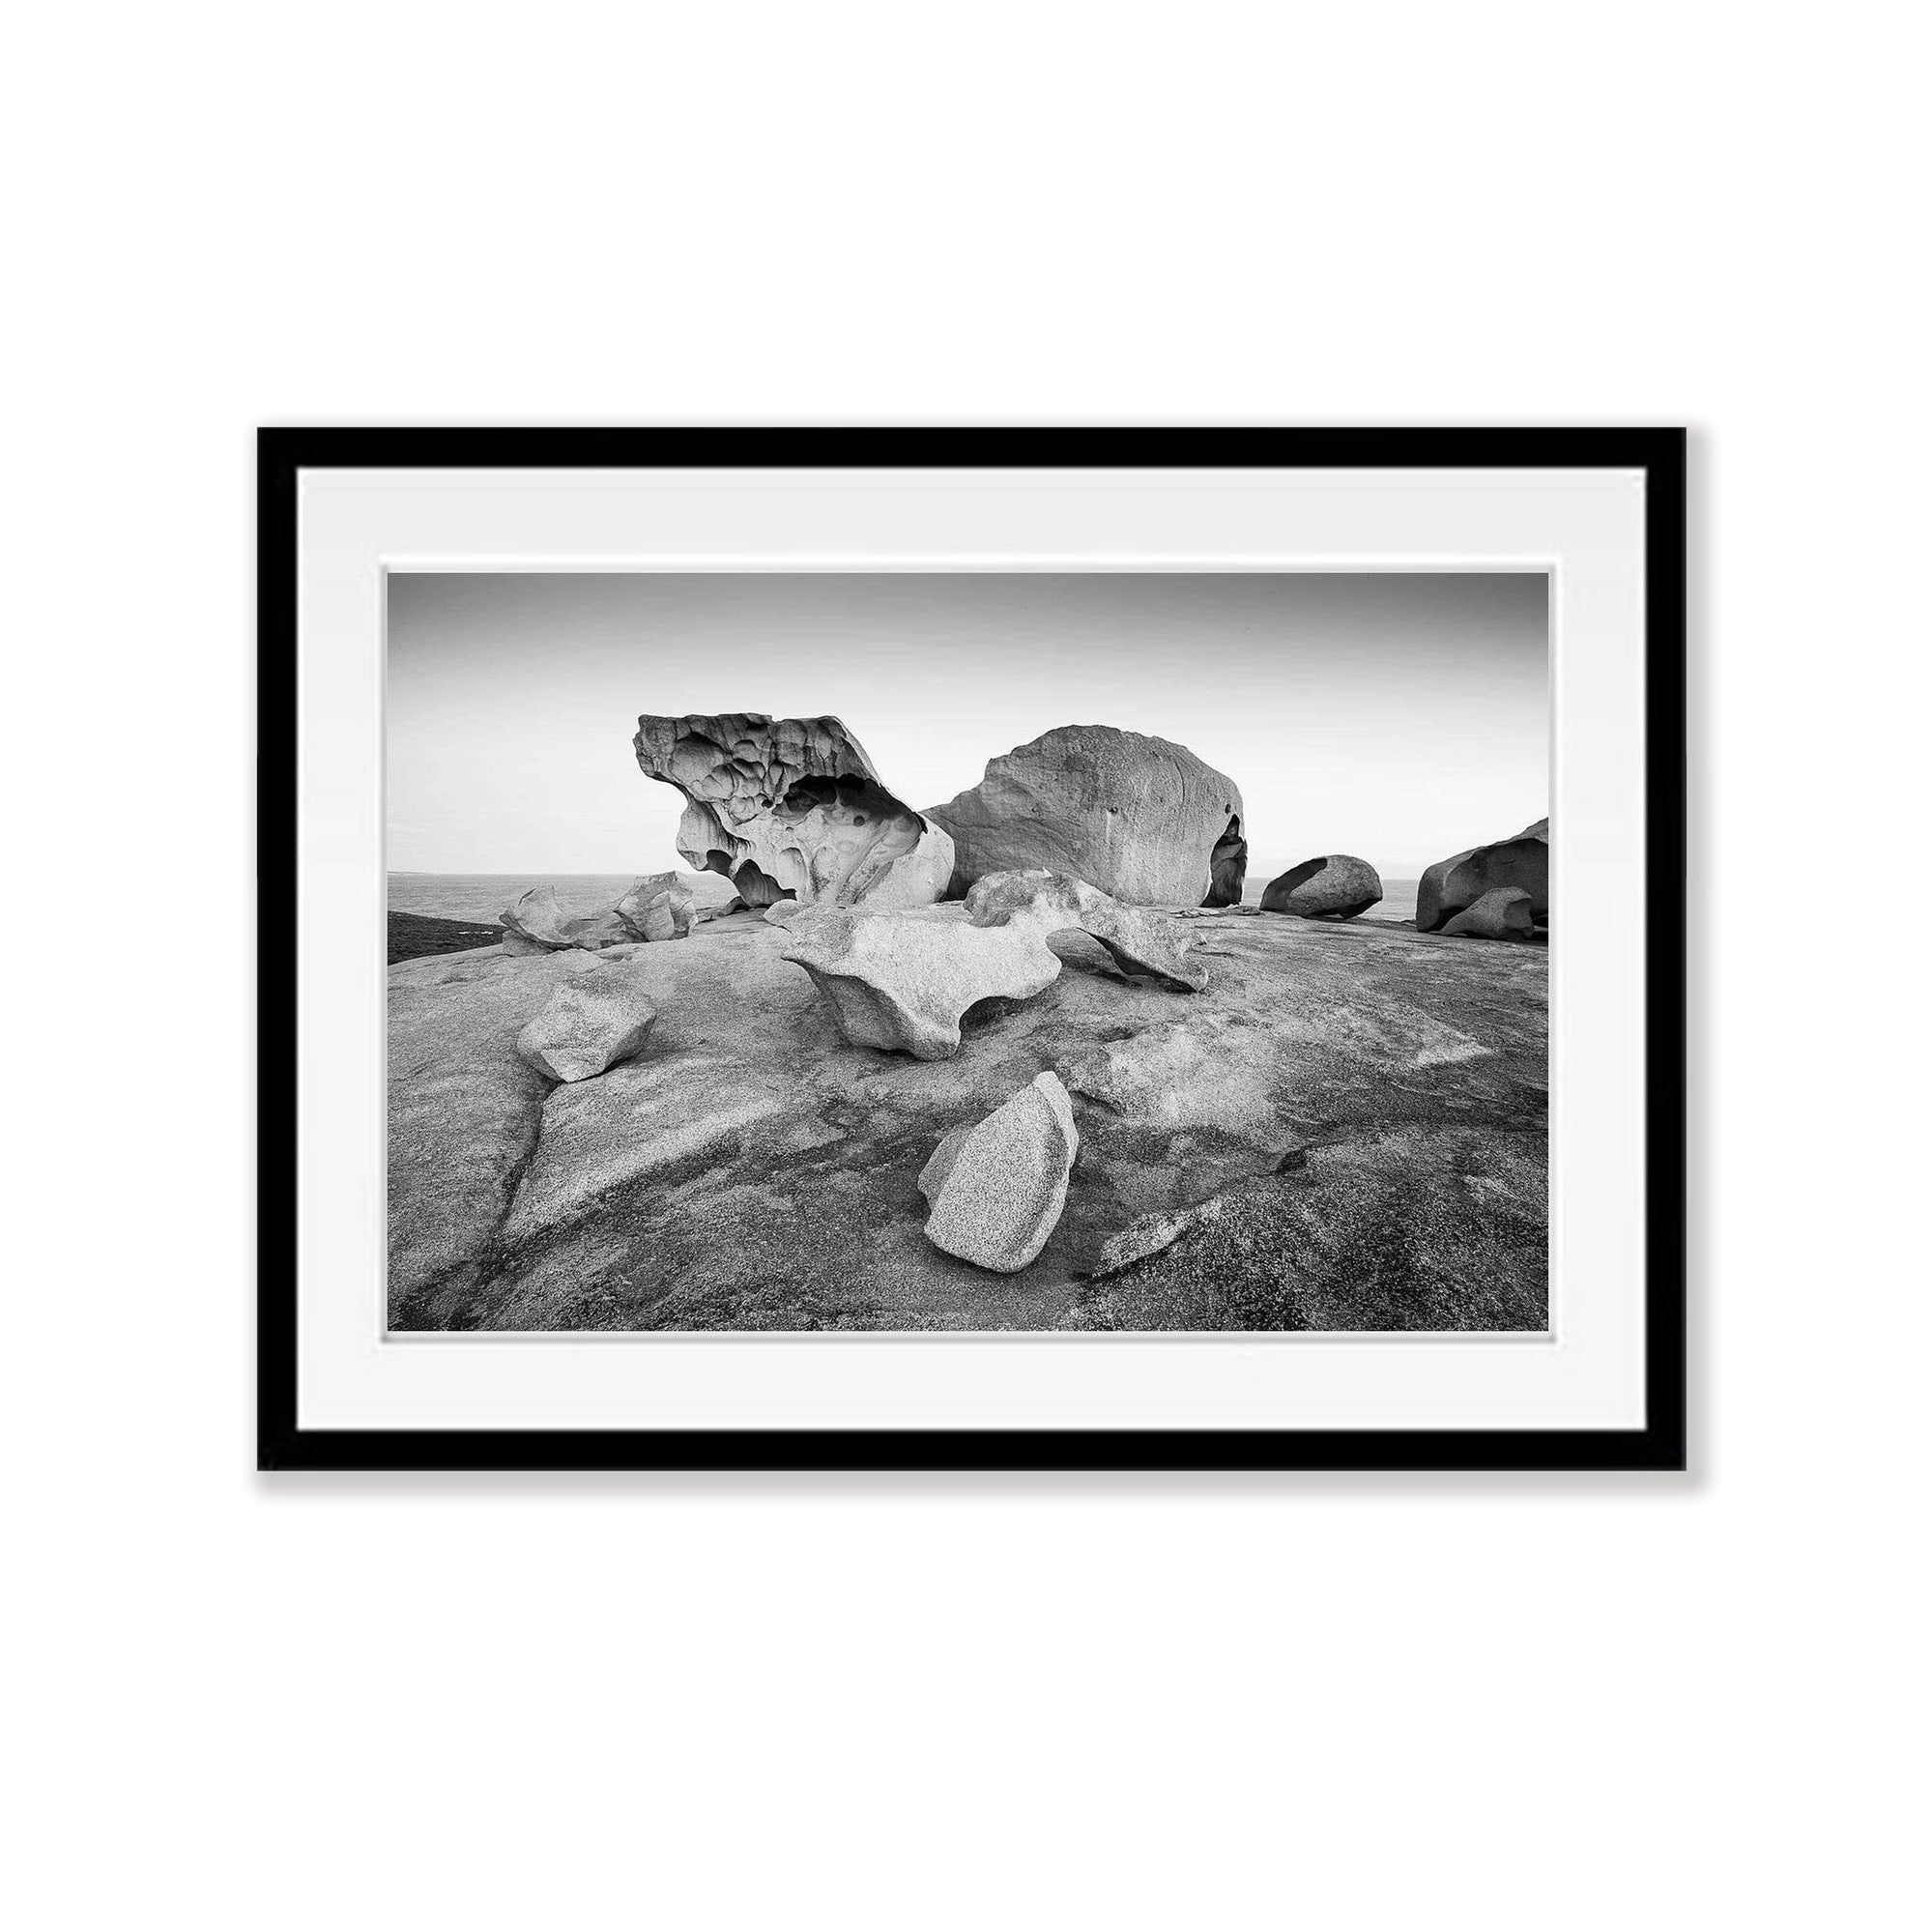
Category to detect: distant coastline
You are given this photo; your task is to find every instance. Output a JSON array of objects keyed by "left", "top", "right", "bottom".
[{"left": 388, "top": 870, "right": 1425, "bottom": 927}]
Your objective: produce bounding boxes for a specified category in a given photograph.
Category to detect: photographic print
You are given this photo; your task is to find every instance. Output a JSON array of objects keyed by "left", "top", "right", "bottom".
[{"left": 386, "top": 569, "right": 1551, "bottom": 1336}]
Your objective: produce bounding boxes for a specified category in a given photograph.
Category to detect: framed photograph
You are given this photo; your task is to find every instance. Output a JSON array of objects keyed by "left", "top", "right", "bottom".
[{"left": 260, "top": 428, "right": 1685, "bottom": 1472}]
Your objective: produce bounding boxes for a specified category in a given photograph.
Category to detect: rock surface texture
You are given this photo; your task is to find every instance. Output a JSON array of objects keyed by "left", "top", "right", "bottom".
[
  {"left": 515, "top": 972, "right": 659, "bottom": 1083},
  {"left": 780, "top": 870, "right": 1204, "bottom": 1059},
  {"left": 1441, "top": 886, "right": 1535, "bottom": 940},
  {"left": 1417, "top": 818, "right": 1549, "bottom": 934},
  {"left": 387, "top": 911, "right": 1546, "bottom": 1333},
  {"left": 634, "top": 712, "right": 954, "bottom": 910},
  {"left": 1260, "top": 854, "right": 1384, "bottom": 919},
  {"left": 918, "top": 1072, "right": 1079, "bottom": 1273},
  {"left": 927, "top": 725, "right": 1246, "bottom": 907}
]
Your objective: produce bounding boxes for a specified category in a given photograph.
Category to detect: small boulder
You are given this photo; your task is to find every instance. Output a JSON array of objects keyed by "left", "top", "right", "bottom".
[
  {"left": 1260, "top": 854, "right": 1383, "bottom": 919},
  {"left": 918, "top": 1072, "right": 1079, "bottom": 1273},
  {"left": 515, "top": 974, "right": 659, "bottom": 1082},
  {"left": 1417, "top": 818, "right": 1548, "bottom": 932},
  {"left": 1440, "top": 886, "right": 1536, "bottom": 940}
]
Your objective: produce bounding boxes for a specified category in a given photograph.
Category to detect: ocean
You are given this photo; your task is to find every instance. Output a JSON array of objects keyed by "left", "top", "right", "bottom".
[{"left": 389, "top": 870, "right": 1423, "bottom": 926}]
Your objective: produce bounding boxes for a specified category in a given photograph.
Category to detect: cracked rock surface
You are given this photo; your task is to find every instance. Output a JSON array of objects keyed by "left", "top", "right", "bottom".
[{"left": 387, "top": 909, "right": 1546, "bottom": 1332}]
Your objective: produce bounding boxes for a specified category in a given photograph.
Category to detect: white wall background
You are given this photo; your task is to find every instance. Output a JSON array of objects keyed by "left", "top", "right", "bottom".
[{"left": 7, "top": 5, "right": 1925, "bottom": 1929}]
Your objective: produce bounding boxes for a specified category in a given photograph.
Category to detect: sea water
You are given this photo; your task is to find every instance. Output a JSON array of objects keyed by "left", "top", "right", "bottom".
[{"left": 391, "top": 870, "right": 1424, "bottom": 927}]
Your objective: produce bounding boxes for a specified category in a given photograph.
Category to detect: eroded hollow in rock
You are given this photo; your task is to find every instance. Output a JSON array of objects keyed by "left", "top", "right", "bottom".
[{"left": 636, "top": 713, "right": 953, "bottom": 909}]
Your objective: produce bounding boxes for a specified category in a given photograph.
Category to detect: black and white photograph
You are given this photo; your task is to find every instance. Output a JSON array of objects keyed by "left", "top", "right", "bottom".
[{"left": 387, "top": 569, "right": 1550, "bottom": 1335}]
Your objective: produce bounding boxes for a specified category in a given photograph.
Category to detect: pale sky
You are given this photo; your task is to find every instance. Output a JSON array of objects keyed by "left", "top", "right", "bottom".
[{"left": 387, "top": 572, "right": 1547, "bottom": 879}]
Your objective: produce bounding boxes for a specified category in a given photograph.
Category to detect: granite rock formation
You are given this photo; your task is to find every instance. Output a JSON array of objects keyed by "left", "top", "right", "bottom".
[
  {"left": 500, "top": 887, "right": 634, "bottom": 954},
  {"left": 1441, "top": 885, "right": 1536, "bottom": 940},
  {"left": 1417, "top": 818, "right": 1548, "bottom": 933},
  {"left": 1260, "top": 854, "right": 1383, "bottom": 919},
  {"left": 616, "top": 869, "right": 742, "bottom": 943},
  {"left": 633, "top": 712, "right": 953, "bottom": 910},
  {"left": 1204, "top": 824, "right": 1249, "bottom": 908},
  {"left": 919, "top": 1072, "right": 1079, "bottom": 1273},
  {"left": 516, "top": 974, "right": 660, "bottom": 1082},
  {"left": 964, "top": 870, "right": 1206, "bottom": 991},
  {"left": 780, "top": 870, "right": 1203, "bottom": 1059},
  {"left": 778, "top": 906, "right": 1064, "bottom": 1059},
  {"left": 927, "top": 725, "right": 1246, "bottom": 907},
  {"left": 387, "top": 909, "right": 1547, "bottom": 1332}
]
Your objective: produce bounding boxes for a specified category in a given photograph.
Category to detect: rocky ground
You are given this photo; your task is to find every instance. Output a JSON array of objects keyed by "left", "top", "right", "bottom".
[{"left": 388, "top": 907, "right": 1547, "bottom": 1332}]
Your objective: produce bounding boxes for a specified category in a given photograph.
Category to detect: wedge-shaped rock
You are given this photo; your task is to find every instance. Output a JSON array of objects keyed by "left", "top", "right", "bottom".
[
  {"left": 928, "top": 724, "right": 1246, "bottom": 907},
  {"left": 781, "top": 906, "right": 1062, "bottom": 1059},
  {"left": 634, "top": 711, "right": 954, "bottom": 909},
  {"left": 964, "top": 870, "right": 1206, "bottom": 991},
  {"left": 1440, "top": 885, "right": 1536, "bottom": 940},
  {"left": 516, "top": 973, "right": 659, "bottom": 1082},
  {"left": 1260, "top": 854, "right": 1383, "bottom": 919},
  {"left": 1417, "top": 818, "right": 1548, "bottom": 933},
  {"left": 918, "top": 1072, "right": 1079, "bottom": 1273}
]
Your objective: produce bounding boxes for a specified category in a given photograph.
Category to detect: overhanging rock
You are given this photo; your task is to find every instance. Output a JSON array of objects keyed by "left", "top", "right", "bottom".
[{"left": 633, "top": 712, "right": 954, "bottom": 910}]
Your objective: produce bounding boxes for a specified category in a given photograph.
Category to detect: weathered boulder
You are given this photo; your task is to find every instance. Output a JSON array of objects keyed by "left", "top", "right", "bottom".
[
  {"left": 1441, "top": 886, "right": 1536, "bottom": 940},
  {"left": 919, "top": 1072, "right": 1079, "bottom": 1273},
  {"left": 782, "top": 872, "right": 1204, "bottom": 1058},
  {"left": 1260, "top": 854, "right": 1383, "bottom": 919},
  {"left": 516, "top": 973, "right": 659, "bottom": 1082},
  {"left": 1205, "top": 825, "right": 1249, "bottom": 908},
  {"left": 965, "top": 870, "right": 1205, "bottom": 991},
  {"left": 780, "top": 905, "right": 1063, "bottom": 1059},
  {"left": 1417, "top": 818, "right": 1548, "bottom": 933},
  {"left": 500, "top": 887, "right": 633, "bottom": 953},
  {"left": 928, "top": 725, "right": 1246, "bottom": 907},
  {"left": 499, "top": 885, "right": 577, "bottom": 949},
  {"left": 616, "top": 869, "right": 743, "bottom": 942},
  {"left": 634, "top": 712, "right": 953, "bottom": 909}
]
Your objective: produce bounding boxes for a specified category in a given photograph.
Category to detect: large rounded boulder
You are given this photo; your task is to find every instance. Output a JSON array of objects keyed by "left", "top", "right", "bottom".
[
  {"left": 1260, "top": 854, "right": 1382, "bottom": 919},
  {"left": 927, "top": 725, "right": 1246, "bottom": 908},
  {"left": 1416, "top": 817, "right": 1548, "bottom": 933}
]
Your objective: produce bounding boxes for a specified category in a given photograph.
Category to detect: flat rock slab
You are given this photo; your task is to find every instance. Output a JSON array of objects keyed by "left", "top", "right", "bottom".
[{"left": 387, "top": 911, "right": 1547, "bottom": 1332}]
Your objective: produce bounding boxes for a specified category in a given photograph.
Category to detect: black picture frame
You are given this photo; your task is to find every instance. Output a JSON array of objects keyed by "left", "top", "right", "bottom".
[{"left": 259, "top": 427, "right": 1687, "bottom": 1474}]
